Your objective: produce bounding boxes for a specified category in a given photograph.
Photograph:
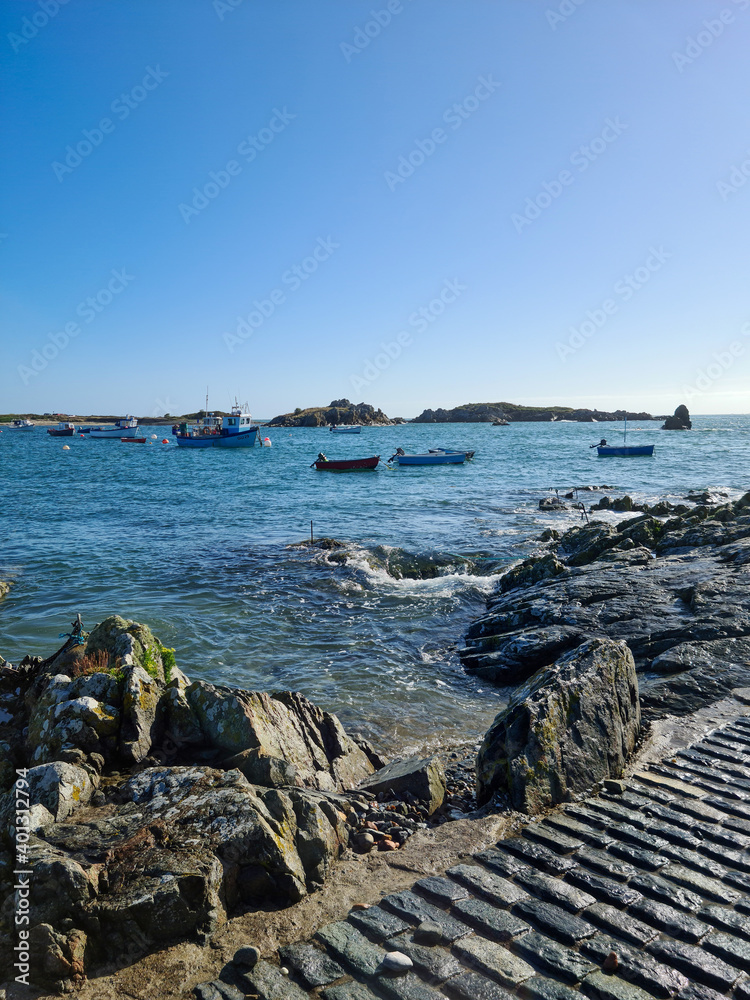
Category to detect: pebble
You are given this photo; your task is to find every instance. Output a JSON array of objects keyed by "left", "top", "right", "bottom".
[
  {"left": 354, "top": 833, "right": 375, "bottom": 852},
  {"left": 382, "top": 950, "right": 413, "bottom": 973},
  {"left": 414, "top": 920, "right": 443, "bottom": 946},
  {"left": 351, "top": 902, "right": 370, "bottom": 911},
  {"left": 602, "top": 951, "right": 618, "bottom": 972},
  {"left": 233, "top": 945, "right": 260, "bottom": 968},
  {"left": 378, "top": 838, "right": 398, "bottom": 851}
]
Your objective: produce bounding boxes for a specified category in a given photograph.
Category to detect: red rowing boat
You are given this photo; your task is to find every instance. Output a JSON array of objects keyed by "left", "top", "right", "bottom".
[
  {"left": 121, "top": 437, "right": 147, "bottom": 443},
  {"left": 311, "top": 454, "right": 380, "bottom": 472}
]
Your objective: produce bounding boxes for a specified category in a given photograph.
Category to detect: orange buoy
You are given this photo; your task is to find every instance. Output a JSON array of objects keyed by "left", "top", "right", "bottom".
[{"left": 162, "top": 438, "right": 169, "bottom": 444}]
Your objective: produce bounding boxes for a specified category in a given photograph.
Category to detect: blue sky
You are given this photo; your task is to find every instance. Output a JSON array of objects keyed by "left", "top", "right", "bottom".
[{"left": 2, "top": 0, "right": 749, "bottom": 418}]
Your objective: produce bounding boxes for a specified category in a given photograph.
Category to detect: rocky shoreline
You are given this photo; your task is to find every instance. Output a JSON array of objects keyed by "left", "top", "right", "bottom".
[
  {"left": 412, "top": 401, "right": 663, "bottom": 423},
  {"left": 3, "top": 487, "right": 750, "bottom": 996}
]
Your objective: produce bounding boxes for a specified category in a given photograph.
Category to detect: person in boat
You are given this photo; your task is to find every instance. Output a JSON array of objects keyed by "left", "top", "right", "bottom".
[{"left": 590, "top": 439, "right": 607, "bottom": 449}]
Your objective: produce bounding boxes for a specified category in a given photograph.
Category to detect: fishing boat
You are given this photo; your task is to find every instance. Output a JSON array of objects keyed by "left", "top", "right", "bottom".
[
  {"left": 311, "top": 453, "right": 379, "bottom": 471},
  {"left": 330, "top": 424, "right": 362, "bottom": 434},
  {"left": 491, "top": 419, "right": 509, "bottom": 426},
  {"left": 90, "top": 417, "right": 139, "bottom": 439},
  {"left": 388, "top": 448, "right": 472, "bottom": 466},
  {"left": 121, "top": 437, "right": 147, "bottom": 444},
  {"left": 47, "top": 422, "right": 75, "bottom": 437},
  {"left": 8, "top": 419, "right": 34, "bottom": 430},
  {"left": 592, "top": 416, "right": 654, "bottom": 457},
  {"left": 174, "top": 401, "right": 260, "bottom": 448}
]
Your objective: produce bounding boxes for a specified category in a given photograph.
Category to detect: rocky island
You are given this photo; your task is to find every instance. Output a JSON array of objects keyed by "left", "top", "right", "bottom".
[
  {"left": 413, "top": 402, "right": 661, "bottom": 423},
  {"left": 266, "top": 400, "right": 402, "bottom": 427}
]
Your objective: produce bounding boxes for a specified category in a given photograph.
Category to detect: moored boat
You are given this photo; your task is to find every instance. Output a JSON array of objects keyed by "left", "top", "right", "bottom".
[
  {"left": 591, "top": 416, "right": 655, "bottom": 457},
  {"left": 388, "top": 448, "right": 473, "bottom": 466},
  {"left": 311, "top": 453, "right": 379, "bottom": 471},
  {"left": 330, "top": 424, "right": 362, "bottom": 434},
  {"left": 174, "top": 402, "right": 260, "bottom": 448},
  {"left": 90, "top": 417, "right": 139, "bottom": 439},
  {"left": 121, "top": 437, "right": 147, "bottom": 443},
  {"left": 47, "top": 422, "right": 75, "bottom": 437},
  {"left": 9, "top": 419, "right": 34, "bottom": 430}
]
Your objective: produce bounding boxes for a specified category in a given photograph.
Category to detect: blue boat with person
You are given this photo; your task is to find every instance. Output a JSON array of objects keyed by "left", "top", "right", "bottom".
[{"left": 592, "top": 415, "right": 655, "bottom": 457}]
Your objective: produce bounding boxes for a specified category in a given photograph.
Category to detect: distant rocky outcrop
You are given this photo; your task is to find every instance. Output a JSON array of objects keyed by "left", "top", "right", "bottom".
[
  {"left": 413, "top": 402, "right": 657, "bottom": 423},
  {"left": 267, "top": 399, "right": 402, "bottom": 427},
  {"left": 661, "top": 403, "right": 692, "bottom": 430},
  {"left": 0, "top": 616, "right": 379, "bottom": 991}
]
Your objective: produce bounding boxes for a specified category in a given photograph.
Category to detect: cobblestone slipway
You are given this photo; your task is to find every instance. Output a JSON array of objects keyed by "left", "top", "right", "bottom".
[{"left": 196, "top": 712, "right": 750, "bottom": 1000}]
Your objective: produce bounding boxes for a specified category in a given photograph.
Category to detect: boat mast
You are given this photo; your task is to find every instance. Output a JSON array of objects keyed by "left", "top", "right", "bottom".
[{"left": 624, "top": 413, "right": 627, "bottom": 445}]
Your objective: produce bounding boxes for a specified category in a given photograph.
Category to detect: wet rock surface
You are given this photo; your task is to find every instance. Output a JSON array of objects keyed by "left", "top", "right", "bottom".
[{"left": 460, "top": 492, "right": 750, "bottom": 719}]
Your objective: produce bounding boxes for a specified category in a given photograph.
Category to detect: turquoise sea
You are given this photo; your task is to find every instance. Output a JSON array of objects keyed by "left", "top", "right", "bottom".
[{"left": 1, "top": 416, "right": 749, "bottom": 755}]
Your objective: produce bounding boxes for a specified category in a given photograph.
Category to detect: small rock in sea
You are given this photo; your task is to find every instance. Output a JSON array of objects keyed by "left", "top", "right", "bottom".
[
  {"left": 233, "top": 945, "right": 260, "bottom": 968},
  {"left": 414, "top": 920, "right": 443, "bottom": 946},
  {"left": 381, "top": 951, "right": 413, "bottom": 973},
  {"left": 602, "top": 951, "right": 619, "bottom": 972}
]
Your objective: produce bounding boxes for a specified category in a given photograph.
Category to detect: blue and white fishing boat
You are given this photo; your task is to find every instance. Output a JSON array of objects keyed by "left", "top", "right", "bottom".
[
  {"left": 9, "top": 419, "right": 34, "bottom": 430},
  {"left": 330, "top": 424, "right": 362, "bottom": 434},
  {"left": 592, "top": 416, "right": 654, "bottom": 457},
  {"left": 388, "top": 448, "right": 474, "bottom": 466},
  {"left": 174, "top": 401, "right": 260, "bottom": 448}
]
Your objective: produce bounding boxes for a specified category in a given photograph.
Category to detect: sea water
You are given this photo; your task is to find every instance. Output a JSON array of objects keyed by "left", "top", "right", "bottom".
[{"left": 1, "top": 416, "right": 748, "bottom": 754}]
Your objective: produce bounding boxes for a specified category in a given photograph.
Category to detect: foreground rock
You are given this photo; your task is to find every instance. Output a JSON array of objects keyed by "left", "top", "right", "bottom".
[
  {"left": 360, "top": 756, "right": 447, "bottom": 815},
  {"left": 461, "top": 491, "right": 750, "bottom": 719},
  {"left": 413, "top": 401, "right": 658, "bottom": 423},
  {"left": 476, "top": 638, "right": 640, "bottom": 812},
  {"left": 661, "top": 402, "right": 692, "bottom": 429},
  {"left": 0, "top": 616, "right": 379, "bottom": 991},
  {"left": 267, "top": 399, "right": 401, "bottom": 427}
]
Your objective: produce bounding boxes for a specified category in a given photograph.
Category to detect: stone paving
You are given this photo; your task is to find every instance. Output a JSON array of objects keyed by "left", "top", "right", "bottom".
[{"left": 195, "top": 714, "right": 750, "bottom": 1000}]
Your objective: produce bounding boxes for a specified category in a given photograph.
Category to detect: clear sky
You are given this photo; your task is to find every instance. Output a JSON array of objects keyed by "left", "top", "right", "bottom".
[{"left": 2, "top": 0, "right": 749, "bottom": 418}]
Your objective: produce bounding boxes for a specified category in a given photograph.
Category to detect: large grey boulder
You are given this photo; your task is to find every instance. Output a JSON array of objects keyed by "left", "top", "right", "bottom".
[
  {"left": 476, "top": 638, "right": 640, "bottom": 813},
  {"left": 184, "top": 682, "right": 376, "bottom": 791},
  {"left": 359, "top": 756, "right": 446, "bottom": 815}
]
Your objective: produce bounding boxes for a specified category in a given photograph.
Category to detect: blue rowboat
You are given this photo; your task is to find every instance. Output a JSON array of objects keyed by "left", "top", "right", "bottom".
[
  {"left": 591, "top": 416, "right": 654, "bottom": 458},
  {"left": 597, "top": 445, "right": 654, "bottom": 457},
  {"left": 389, "top": 448, "right": 469, "bottom": 466}
]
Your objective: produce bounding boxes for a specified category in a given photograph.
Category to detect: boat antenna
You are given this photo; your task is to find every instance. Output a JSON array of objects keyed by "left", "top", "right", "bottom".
[
  {"left": 623, "top": 412, "right": 627, "bottom": 445},
  {"left": 205, "top": 386, "right": 209, "bottom": 414}
]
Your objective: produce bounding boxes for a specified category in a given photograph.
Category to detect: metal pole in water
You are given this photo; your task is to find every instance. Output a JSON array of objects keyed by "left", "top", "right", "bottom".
[{"left": 310, "top": 520, "right": 314, "bottom": 544}]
